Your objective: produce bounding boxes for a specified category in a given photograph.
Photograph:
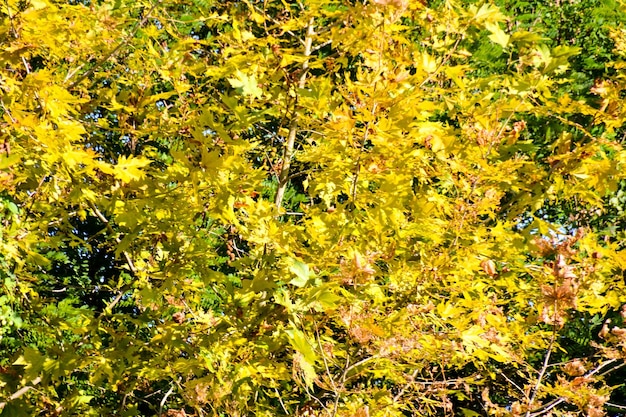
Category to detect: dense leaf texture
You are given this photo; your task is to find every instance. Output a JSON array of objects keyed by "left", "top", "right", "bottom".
[{"left": 1, "top": 0, "right": 626, "bottom": 416}]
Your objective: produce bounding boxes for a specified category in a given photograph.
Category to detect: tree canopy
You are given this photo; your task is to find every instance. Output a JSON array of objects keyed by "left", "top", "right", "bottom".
[{"left": 2, "top": 0, "right": 626, "bottom": 416}]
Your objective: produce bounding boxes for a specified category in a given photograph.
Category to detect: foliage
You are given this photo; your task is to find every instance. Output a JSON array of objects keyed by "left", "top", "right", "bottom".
[{"left": 1, "top": 0, "right": 626, "bottom": 416}]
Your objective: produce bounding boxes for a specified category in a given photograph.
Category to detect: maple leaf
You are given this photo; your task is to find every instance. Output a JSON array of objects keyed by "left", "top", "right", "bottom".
[
  {"left": 99, "top": 155, "right": 151, "bottom": 183},
  {"left": 485, "top": 22, "right": 510, "bottom": 48},
  {"left": 228, "top": 70, "right": 263, "bottom": 99}
]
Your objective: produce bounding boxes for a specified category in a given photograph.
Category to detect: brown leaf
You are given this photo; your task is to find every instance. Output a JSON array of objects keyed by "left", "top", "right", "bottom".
[
  {"left": 372, "top": 0, "right": 408, "bottom": 8},
  {"left": 598, "top": 319, "right": 611, "bottom": 339},
  {"left": 481, "top": 259, "right": 497, "bottom": 276},
  {"left": 564, "top": 359, "right": 586, "bottom": 376},
  {"left": 172, "top": 312, "right": 186, "bottom": 324}
]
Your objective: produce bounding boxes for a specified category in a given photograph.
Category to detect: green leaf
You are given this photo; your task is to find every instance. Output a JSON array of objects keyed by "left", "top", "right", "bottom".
[{"left": 460, "top": 408, "right": 482, "bottom": 417}]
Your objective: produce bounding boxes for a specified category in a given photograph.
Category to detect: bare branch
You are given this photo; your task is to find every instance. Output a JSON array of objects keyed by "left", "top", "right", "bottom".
[
  {"left": 311, "top": 39, "right": 332, "bottom": 53},
  {"left": 525, "top": 325, "right": 557, "bottom": 417},
  {"left": 350, "top": 114, "right": 375, "bottom": 204},
  {"left": 497, "top": 370, "right": 526, "bottom": 397},
  {"left": 274, "top": 387, "right": 290, "bottom": 415},
  {"left": 529, "top": 398, "right": 566, "bottom": 417},
  {"left": 254, "top": 4, "right": 305, "bottom": 46},
  {"left": 275, "top": 19, "right": 315, "bottom": 209},
  {"left": 528, "top": 359, "right": 622, "bottom": 417},
  {"left": 158, "top": 380, "right": 177, "bottom": 416},
  {"left": 598, "top": 359, "right": 623, "bottom": 377},
  {"left": 418, "top": 34, "right": 464, "bottom": 89},
  {"left": 393, "top": 368, "right": 420, "bottom": 403},
  {"left": 0, "top": 377, "right": 42, "bottom": 410},
  {"left": 607, "top": 402, "right": 626, "bottom": 411}
]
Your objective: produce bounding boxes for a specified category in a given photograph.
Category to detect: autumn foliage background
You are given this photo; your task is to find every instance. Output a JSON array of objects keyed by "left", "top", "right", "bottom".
[{"left": 2, "top": 0, "right": 626, "bottom": 416}]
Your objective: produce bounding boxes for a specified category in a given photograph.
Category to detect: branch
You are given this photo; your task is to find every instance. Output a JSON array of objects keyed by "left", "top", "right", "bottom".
[
  {"left": 332, "top": 353, "right": 350, "bottom": 417},
  {"left": 274, "top": 19, "right": 314, "bottom": 209},
  {"left": 528, "top": 359, "right": 622, "bottom": 417},
  {"left": 393, "top": 368, "right": 420, "bottom": 403},
  {"left": 89, "top": 202, "right": 137, "bottom": 313},
  {"left": 529, "top": 397, "right": 566, "bottom": 417},
  {"left": 158, "top": 379, "right": 178, "bottom": 416},
  {"left": 89, "top": 202, "right": 137, "bottom": 274},
  {"left": 0, "top": 376, "right": 42, "bottom": 410},
  {"left": 3, "top": 0, "right": 18, "bottom": 38},
  {"left": 497, "top": 370, "right": 526, "bottom": 397},
  {"left": 314, "top": 322, "right": 339, "bottom": 399},
  {"left": 311, "top": 39, "right": 332, "bottom": 53},
  {"left": 344, "top": 355, "right": 378, "bottom": 374},
  {"left": 418, "top": 33, "right": 464, "bottom": 89},
  {"left": 254, "top": 4, "right": 305, "bottom": 46},
  {"left": 274, "top": 387, "right": 290, "bottom": 415},
  {"left": 67, "top": 1, "right": 160, "bottom": 88},
  {"left": 525, "top": 324, "right": 557, "bottom": 417},
  {"left": 598, "top": 359, "right": 623, "bottom": 377},
  {"left": 543, "top": 109, "right": 596, "bottom": 143},
  {"left": 606, "top": 402, "right": 626, "bottom": 411},
  {"left": 350, "top": 117, "right": 373, "bottom": 204}
]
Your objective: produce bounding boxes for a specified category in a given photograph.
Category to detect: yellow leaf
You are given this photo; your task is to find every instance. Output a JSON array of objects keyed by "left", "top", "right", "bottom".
[
  {"left": 470, "top": 3, "right": 507, "bottom": 23},
  {"left": 422, "top": 52, "right": 438, "bottom": 73},
  {"left": 228, "top": 70, "right": 263, "bottom": 99},
  {"left": 99, "top": 155, "right": 151, "bottom": 184},
  {"left": 29, "top": 0, "right": 49, "bottom": 9},
  {"left": 485, "top": 22, "right": 509, "bottom": 48}
]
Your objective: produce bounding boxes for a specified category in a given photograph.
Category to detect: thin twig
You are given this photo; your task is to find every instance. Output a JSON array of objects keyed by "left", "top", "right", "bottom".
[
  {"left": 598, "top": 359, "right": 624, "bottom": 377},
  {"left": 63, "top": 64, "right": 85, "bottom": 83},
  {"left": 543, "top": 110, "right": 596, "bottom": 142},
  {"left": 264, "top": 150, "right": 280, "bottom": 181},
  {"left": 344, "top": 355, "right": 378, "bottom": 374},
  {"left": 497, "top": 370, "right": 526, "bottom": 397},
  {"left": 484, "top": 101, "right": 523, "bottom": 159},
  {"left": 21, "top": 56, "right": 30, "bottom": 74},
  {"left": 529, "top": 397, "right": 566, "bottom": 417},
  {"left": 24, "top": 175, "right": 47, "bottom": 217},
  {"left": 332, "top": 354, "right": 350, "bottom": 417},
  {"left": 524, "top": 322, "right": 557, "bottom": 417},
  {"left": 311, "top": 39, "right": 332, "bottom": 53},
  {"left": 89, "top": 202, "right": 137, "bottom": 274},
  {"left": 314, "top": 321, "right": 339, "bottom": 395},
  {"left": 413, "top": 377, "right": 473, "bottom": 386},
  {"left": 274, "top": 387, "right": 290, "bottom": 415},
  {"left": 254, "top": 4, "right": 305, "bottom": 46}
]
